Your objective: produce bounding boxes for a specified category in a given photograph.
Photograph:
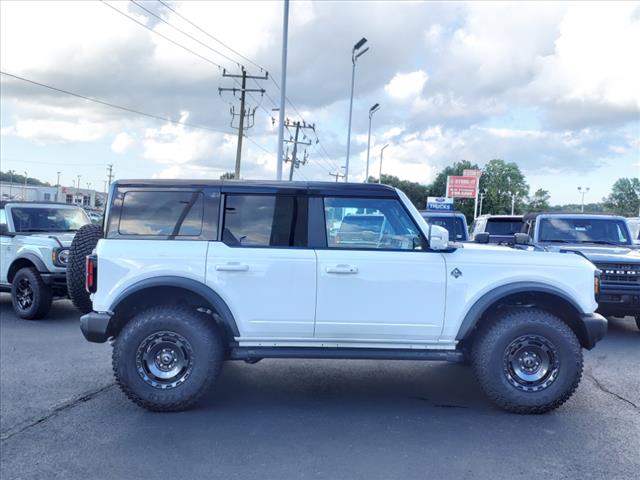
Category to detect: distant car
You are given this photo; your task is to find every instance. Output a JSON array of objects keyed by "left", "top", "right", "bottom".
[
  {"left": 470, "top": 214, "right": 524, "bottom": 243},
  {"left": 626, "top": 217, "right": 640, "bottom": 243},
  {"left": 86, "top": 211, "right": 103, "bottom": 224},
  {"left": 0, "top": 201, "right": 91, "bottom": 319},
  {"left": 523, "top": 212, "right": 640, "bottom": 330},
  {"left": 419, "top": 211, "right": 469, "bottom": 241}
]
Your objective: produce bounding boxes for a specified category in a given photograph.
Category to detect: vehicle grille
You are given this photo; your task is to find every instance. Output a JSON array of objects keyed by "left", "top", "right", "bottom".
[{"left": 596, "top": 263, "right": 640, "bottom": 285}]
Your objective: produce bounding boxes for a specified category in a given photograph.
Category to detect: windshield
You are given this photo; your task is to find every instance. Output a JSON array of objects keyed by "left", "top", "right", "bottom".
[
  {"left": 339, "top": 215, "right": 385, "bottom": 233},
  {"left": 10, "top": 207, "right": 90, "bottom": 232},
  {"left": 485, "top": 218, "right": 523, "bottom": 236},
  {"left": 538, "top": 217, "right": 631, "bottom": 245},
  {"left": 422, "top": 215, "right": 466, "bottom": 240}
]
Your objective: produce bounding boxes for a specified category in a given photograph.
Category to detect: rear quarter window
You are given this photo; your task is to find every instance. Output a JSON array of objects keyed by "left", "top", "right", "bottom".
[{"left": 106, "top": 188, "right": 218, "bottom": 240}]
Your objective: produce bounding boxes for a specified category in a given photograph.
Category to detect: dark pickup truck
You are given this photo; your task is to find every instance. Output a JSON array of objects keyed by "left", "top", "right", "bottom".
[{"left": 523, "top": 213, "right": 640, "bottom": 330}]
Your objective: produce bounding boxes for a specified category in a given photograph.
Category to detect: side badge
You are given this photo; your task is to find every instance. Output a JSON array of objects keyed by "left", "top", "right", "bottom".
[{"left": 451, "top": 268, "right": 462, "bottom": 279}]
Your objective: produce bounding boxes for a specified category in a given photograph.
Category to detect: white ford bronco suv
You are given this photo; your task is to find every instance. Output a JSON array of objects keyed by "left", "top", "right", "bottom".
[
  {"left": 80, "top": 180, "right": 606, "bottom": 414},
  {"left": 0, "top": 201, "right": 90, "bottom": 318}
]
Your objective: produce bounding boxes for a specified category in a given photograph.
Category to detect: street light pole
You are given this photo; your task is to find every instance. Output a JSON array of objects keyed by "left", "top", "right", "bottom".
[
  {"left": 22, "top": 171, "right": 28, "bottom": 200},
  {"left": 276, "top": 0, "right": 289, "bottom": 181},
  {"left": 577, "top": 186, "right": 590, "bottom": 212},
  {"left": 8, "top": 170, "right": 13, "bottom": 198},
  {"left": 378, "top": 144, "right": 389, "bottom": 184},
  {"left": 365, "top": 103, "right": 380, "bottom": 183},
  {"left": 511, "top": 192, "right": 516, "bottom": 215},
  {"left": 345, "top": 37, "right": 369, "bottom": 182},
  {"left": 478, "top": 190, "right": 486, "bottom": 216}
]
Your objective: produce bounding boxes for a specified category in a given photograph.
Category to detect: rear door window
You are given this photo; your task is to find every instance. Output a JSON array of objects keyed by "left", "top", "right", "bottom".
[{"left": 222, "top": 194, "right": 307, "bottom": 247}]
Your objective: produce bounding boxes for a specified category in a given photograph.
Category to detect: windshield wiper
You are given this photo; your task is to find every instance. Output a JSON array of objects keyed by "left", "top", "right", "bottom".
[
  {"left": 17, "top": 228, "right": 50, "bottom": 232},
  {"left": 541, "top": 239, "right": 575, "bottom": 243}
]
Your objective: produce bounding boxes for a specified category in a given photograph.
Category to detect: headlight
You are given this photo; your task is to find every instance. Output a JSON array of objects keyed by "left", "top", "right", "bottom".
[{"left": 53, "top": 248, "right": 70, "bottom": 267}]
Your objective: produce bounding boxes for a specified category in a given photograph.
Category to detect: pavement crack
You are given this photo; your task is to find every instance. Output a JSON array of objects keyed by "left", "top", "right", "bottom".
[
  {"left": 0, "top": 382, "right": 116, "bottom": 442},
  {"left": 586, "top": 372, "right": 639, "bottom": 412}
]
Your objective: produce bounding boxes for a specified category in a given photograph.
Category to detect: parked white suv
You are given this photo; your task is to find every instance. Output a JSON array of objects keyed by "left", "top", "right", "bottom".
[
  {"left": 80, "top": 180, "right": 606, "bottom": 414},
  {"left": 0, "top": 201, "right": 90, "bottom": 318}
]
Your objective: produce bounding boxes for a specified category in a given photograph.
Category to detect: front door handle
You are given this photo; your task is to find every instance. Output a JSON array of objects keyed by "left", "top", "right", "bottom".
[
  {"left": 326, "top": 264, "right": 358, "bottom": 274},
  {"left": 215, "top": 263, "right": 249, "bottom": 272}
]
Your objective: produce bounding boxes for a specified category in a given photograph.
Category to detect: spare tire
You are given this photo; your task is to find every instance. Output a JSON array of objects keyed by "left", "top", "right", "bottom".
[{"left": 67, "top": 223, "right": 103, "bottom": 313}]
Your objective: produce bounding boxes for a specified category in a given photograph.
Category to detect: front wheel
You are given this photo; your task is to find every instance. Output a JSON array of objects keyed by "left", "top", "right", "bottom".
[
  {"left": 11, "top": 267, "right": 52, "bottom": 320},
  {"left": 471, "top": 308, "right": 583, "bottom": 414},
  {"left": 112, "top": 305, "right": 223, "bottom": 412}
]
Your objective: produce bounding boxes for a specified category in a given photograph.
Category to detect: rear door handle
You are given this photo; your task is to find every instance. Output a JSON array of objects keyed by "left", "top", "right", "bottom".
[
  {"left": 215, "top": 263, "right": 249, "bottom": 272},
  {"left": 326, "top": 264, "right": 358, "bottom": 274}
]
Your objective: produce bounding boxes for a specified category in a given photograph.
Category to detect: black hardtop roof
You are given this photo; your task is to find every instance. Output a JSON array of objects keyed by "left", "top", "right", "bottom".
[
  {"left": 113, "top": 179, "right": 399, "bottom": 196},
  {"left": 523, "top": 212, "right": 626, "bottom": 221}
]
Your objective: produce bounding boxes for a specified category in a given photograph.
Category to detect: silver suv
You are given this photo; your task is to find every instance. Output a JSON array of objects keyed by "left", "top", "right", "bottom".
[{"left": 0, "top": 201, "right": 90, "bottom": 319}]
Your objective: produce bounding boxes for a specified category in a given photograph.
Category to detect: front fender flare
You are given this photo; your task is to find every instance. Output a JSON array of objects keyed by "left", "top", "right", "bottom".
[{"left": 455, "top": 282, "right": 585, "bottom": 341}]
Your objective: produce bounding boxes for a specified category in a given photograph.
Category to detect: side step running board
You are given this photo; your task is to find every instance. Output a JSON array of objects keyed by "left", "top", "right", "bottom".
[{"left": 229, "top": 347, "right": 465, "bottom": 363}]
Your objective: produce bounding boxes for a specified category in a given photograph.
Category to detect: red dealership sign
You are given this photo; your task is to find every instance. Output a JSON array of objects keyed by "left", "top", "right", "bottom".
[{"left": 446, "top": 176, "right": 478, "bottom": 198}]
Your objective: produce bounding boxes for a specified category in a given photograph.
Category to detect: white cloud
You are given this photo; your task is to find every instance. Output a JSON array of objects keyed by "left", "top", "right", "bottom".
[
  {"left": 384, "top": 70, "right": 429, "bottom": 101},
  {"left": 111, "top": 132, "right": 135, "bottom": 154},
  {"left": 1, "top": 118, "right": 108, "bottom": 143}
]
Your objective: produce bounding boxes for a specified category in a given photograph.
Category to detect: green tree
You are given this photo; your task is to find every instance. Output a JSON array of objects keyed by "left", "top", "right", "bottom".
[
  {"left": 479, "top": 159, "right": 529, "bottom": 215},
  {"left": 219, "top": 172, "right": 236, "bottom": 180},
  {"left": 0, "top": 170, "right": 50, "bottom": 186},
  {"left": 370, "top": 174, "right": 430, "bottom": 209},
  {"left": 429, "top": 160, "right": 480, "bottom": 222},
  {"left": 526, "top": 188, "right": 551, "bottom": 213},
  {"left": 604, "top": 177, "right": 640, "bottom": 216}
]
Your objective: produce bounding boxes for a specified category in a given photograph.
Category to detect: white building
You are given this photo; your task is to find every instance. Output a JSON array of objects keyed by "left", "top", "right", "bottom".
[{"left": 0, "top": 182, "right": 107, "bottom": 210}]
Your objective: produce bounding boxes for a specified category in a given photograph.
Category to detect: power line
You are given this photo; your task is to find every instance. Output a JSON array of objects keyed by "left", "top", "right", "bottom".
[
  {"left": 100, "top": 1, "right": 225, "bottom": 71},
  {"left": 0, "top": 71, "right": 231, "bottom": 134},
  {"left": 157, "top": 0, "right": 268, "bottom": 73},
  {"left": 130, "top": 0, "right": 240, "bottom": 69}
]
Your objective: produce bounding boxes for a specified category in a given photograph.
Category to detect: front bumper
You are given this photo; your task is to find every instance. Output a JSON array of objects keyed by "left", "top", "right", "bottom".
[
  {"left": 581, "top": 312, "right": 608, "bottom": 350},
  {"left": 597, "top": 284, "right": 640, "bottom": 317},
  {"left": 80, "top": 311, "right": 112, "bottom": 343},
  {"left": 40, "top": 273, "right": 67, "bottom": 288}
]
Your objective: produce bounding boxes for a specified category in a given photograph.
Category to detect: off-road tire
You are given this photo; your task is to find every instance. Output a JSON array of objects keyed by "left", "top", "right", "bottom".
[
  {"left": 67, "top": 223, "right": 103, "bottom": 313},
  {"left": 112, "top": 305, "right": 223, "bottom": 412},
  {"left": 471, "top": 308, "right": 583, "bottom": 414},
  {"left": 635, "top": 316, "right": 640, "bottom": 331},
  {"left": 11, "top": 267, "right": 52, "bottom": 320}
]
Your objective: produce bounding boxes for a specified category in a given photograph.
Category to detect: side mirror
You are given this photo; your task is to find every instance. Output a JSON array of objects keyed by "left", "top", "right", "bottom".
[
  {"left": 475, "top": 232, "right": 490, "bottom": 244},
  {"left": 0, "top": 223, "right": 9, "bottom": 236},
  {"left": 513, "top": 233, "right": 529, "bottom": 245},
  {"left": 428, "top": 224, "right": 449, "bottom": 251}
]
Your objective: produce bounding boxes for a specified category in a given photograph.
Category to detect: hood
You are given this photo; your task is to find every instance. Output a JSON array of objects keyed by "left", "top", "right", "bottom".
[
  {"left": 544, "top": 244, "right": 640, "bottom": 264},
  {"left": 17, "top": 232, "right": 76, "bottom": 248}
]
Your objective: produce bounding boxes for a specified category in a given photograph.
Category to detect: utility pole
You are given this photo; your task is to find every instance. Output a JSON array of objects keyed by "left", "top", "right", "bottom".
[
  {"left": 22, "top": 171, "right": 28, "bottom": 200},
  {"left": 56, "top": 171, "right": 61, "bottom": 186},
  {"left": 8, "top": 170, "right": 13, "bottom": 198},
  {"left": 219, "top": 67, "right": 268, "bottom": 179},
  {"left": 107, "top": 164, "right": 113, "bottom": 188},
  {"left": 378, "top": 144, "right": 389, "bottom": 184},
  {"left": 276, "top": 0, "right": 290, "bottom": 181},
  {"left": 283, "top": 119, "right": 314, "bottom": 181},
  {"left": 329, "top": 171, "right": 345, "bottom": 182},
  {"left": 478, "top": 191, "right": 486, "bottom": 216},
  {"left": 511, "top": 192, "right": 516, "bottom": 215}
]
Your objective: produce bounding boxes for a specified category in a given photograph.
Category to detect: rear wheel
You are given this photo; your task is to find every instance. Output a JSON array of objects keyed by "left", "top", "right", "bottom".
[
  {"left": 112, "top": 305, "right": 223, "bottom": 412},
  {"left": 471, "top": 308, "right": 583, "bottom": 414},
  {"left": 67, "top": 223, "right": 103, "bottom": 313},
  {"left": 11, "top": 267, "right": 52, "bottom": 320}
]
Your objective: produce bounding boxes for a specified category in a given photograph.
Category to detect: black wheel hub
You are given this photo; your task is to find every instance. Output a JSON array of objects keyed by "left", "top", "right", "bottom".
[
  {"left": 15, "top": 278, "right": 34, "bottom": 310},
  {"left": 136, "top": 331, "right": 194, "bottom": 390},
  {"left": 504, "top": 334, "right": 559, "bottom": 392}
]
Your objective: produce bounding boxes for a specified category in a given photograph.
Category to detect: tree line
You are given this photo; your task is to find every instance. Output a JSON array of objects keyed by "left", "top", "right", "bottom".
[{"left": 368, "top": 159, "right": 639, "bottom": 222}]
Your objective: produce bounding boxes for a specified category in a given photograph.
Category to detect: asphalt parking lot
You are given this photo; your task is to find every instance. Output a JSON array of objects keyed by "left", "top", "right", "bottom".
[{"left": 0, "top": 297, "right": 638, "bottom": 480}]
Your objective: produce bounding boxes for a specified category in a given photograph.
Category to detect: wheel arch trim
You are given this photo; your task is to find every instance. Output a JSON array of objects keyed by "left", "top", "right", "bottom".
[
  {"left": 455, "top": 282, "right": 585, "bottom": 341},
  {"left": 8, "top": 254, "right": 48, "bottom": 281},
  {"left": 109, "top": 276, "right": 240, "bottom": 337}
]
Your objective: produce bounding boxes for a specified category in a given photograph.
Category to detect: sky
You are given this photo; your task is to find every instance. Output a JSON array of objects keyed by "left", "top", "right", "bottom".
[{"left": 1, "top": 0, "right": 639, "bottom": 204}]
